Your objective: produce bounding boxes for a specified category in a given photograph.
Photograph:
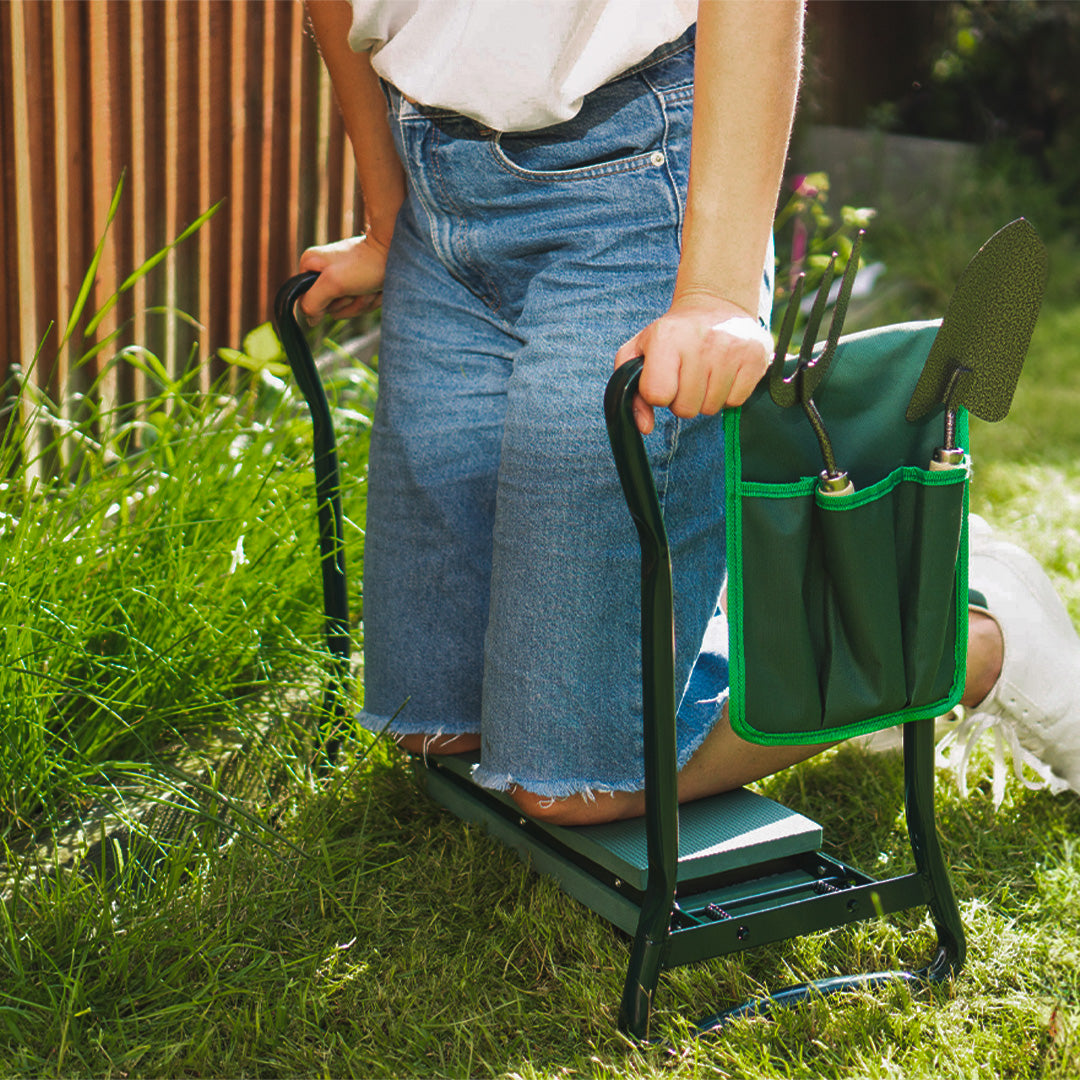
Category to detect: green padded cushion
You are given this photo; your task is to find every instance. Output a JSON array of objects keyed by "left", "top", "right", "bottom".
[
  {"left": 430, "top": 754, "right": 822, "bottom": 892},
  {"left": 558, "top": 789, "right": 823, "bottom": 891}
]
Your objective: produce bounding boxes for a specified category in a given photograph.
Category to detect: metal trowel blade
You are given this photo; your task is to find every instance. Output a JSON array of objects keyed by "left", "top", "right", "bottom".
[{"left": 905, "top": 218, "right": 1047, "bottom": 424}]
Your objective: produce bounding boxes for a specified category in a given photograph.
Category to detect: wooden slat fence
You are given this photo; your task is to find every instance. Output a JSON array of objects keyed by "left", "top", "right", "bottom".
[{"left": 0, "top": 0, "right": 359, "bottom": 467}]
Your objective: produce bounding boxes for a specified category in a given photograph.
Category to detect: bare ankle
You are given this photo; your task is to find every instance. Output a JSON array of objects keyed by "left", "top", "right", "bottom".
[
  {"left": 509, "top": 785, "right": 644, "bottom": 825},
  {"left": 962, "top": 609, "right": 1004, "bottom": 708}
]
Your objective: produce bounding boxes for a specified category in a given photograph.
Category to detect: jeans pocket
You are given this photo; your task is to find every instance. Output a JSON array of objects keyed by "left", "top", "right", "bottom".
[
  {"left": 490, "top": 131, "right": 660, "bottom": 180},
  {"left": 489, "top": 73, "right": 666, "bottom": 180}
]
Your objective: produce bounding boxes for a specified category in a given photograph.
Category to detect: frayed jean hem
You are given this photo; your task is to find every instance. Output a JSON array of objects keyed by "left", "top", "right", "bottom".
[
  {"left": 355, "top": 708, "right": 480, "bottom": 740},
  {"left": 471, "top": 693, "right": 728, "bottom": 800}
]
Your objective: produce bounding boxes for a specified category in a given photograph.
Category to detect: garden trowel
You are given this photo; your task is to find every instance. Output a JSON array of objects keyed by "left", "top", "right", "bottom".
[{"left": 905, "top": 218, "right": 1048, "bottom": 468}]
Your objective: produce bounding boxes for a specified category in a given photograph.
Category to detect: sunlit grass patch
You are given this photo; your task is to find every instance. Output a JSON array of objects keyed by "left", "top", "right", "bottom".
[{"left": 1, "top": 165, "right": 1079, "bottom": 1078}]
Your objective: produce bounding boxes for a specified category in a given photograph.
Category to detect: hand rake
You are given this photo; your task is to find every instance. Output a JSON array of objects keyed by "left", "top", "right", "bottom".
[{"left": 768, "top": 230, "right": 864, "bottom": 494}]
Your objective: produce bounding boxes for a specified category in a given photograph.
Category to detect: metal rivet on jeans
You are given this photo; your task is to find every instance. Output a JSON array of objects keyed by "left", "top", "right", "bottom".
[{"left": 650, "top": 151, "right": 665, "bottom": 166}]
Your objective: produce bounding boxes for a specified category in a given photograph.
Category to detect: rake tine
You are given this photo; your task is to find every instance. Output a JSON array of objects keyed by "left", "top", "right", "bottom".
[
  {"left": 768, "top": 272, "right": 805, "bottom": 407},
  {"left": 827, "top": 230, "right": 864, "bottom": 342},
  {"left": 763, "top": 236, "right": 865, "bottom": 495},
  {"left": 798, "top": 231, "right": 865, "bottom": 402},
  {"left": 797, "top": 252, "right": 837, "bottom": 370},
  {"left": 774, "top": 273, "right": 805, "bottom": 362}
]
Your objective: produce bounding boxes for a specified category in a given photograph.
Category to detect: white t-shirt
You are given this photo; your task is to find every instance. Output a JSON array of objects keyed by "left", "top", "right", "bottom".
[{"left": 349, "top": 0, "right": 697, "bottom": 132}]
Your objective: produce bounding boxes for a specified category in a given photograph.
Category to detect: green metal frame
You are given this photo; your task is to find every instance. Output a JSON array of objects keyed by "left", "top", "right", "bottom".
[
  {"left": 273, "top": 273, "right": 352, "bottom": 762},
  {"left": 604, "top": 358, "right": 964, "bottom": 1035},
  {"left": 274, "top": 275, "right": 966, "bottom": 1041}
]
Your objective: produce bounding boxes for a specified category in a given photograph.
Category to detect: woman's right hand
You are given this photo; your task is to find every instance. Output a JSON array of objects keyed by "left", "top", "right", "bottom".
[{"left": 298, "top": 233, "right": 391, "bottom": 320}]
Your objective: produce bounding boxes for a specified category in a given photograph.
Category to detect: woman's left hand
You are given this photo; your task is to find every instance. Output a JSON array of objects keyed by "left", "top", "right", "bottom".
[{"left": 614, "top": 292, "right": 774, "bottom": 434}]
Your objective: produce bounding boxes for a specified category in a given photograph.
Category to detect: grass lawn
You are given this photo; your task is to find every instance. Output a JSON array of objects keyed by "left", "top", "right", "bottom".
[
  {"left": 2, "top": 198, "right": 1079, "bottom": 1077},
  {"left": 5, "top": 741, "right": 1079, "bottom": 1078}
]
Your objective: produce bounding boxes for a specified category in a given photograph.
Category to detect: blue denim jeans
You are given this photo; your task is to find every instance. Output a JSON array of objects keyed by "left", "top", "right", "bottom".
[{"left": 359, "top": 27, "right": 774, "bottom": 797}]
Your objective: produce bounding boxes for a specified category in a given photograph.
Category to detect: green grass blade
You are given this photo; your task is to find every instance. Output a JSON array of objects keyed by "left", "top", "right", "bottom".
[
  {"left": 84, "top": 201, "right": 220, "bottom": 337},
  {"left": 59, "top": 175, "right": 125, "bottom": 351}
]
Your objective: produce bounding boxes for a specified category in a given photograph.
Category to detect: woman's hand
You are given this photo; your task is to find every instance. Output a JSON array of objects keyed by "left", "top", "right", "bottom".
[
  {"left": 298, "top": 233, "right": 391, "bottom": 320},
  {"left": 613, "top": 292, "right": 773, "bottom": 434}
]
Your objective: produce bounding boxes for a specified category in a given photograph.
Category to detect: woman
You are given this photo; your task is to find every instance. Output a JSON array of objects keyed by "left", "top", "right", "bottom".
[{"left": 299, "top": 0, "right": 1080, "bottom": 821}]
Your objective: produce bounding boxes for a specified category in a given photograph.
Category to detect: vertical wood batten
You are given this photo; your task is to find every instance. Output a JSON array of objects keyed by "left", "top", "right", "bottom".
[
  {"left": 227, "top": 3, "right": 245, "bottom": 355},
  {"left": 255, "top": 3, "right": 276, "bottom": 328},
  {"left": 86, "top": 2, "right": 117, "bottom": 421},
  {"left": 128, "top": 0, "right": 145, "bottom": 367},
  {"left": 23, "top": 1, "right": 59, "bottom": 354},
  {"left": 325, "top": 100, "right": 345, "bottom": 244},
  {"left": 173, "top": 0, "right": 201, "bottom": 378},
  {"left": 207, "top": 0, "right": 233, "bottom": 381},
  {"left": 22, "top": 0, "right": 62, "bottom": 462},
  {"left": 296, "top": 13, "right": 320, "bottom": 257},
  {"left": 197, "top": 0, "right": 210, "bottom": 380},
  {"left": 288, "top": 0, "right": 304, "bottom": 263},
  {"left": 50, "top": 2, "right": 69, "bottom": 386},
  {"left": 107, "top": 0, "right": 137, "bottom": 416},
  {"left": 63, "top": 0, "right": 99, "bottom": 422},
  {"left": 0, "top": 2, "right": 25, "bottom": 472},
  {"left": 0, "top": 6, "right": 21, "bottom": 390},
  {"left": 267, "top": 0, "right": 294, "bottom": 301},
  {"left": 239, "top": 2, "right": 266, "bottom": 339},
  {"left": 314, "top": 64, "right": 331, "bottom": 249},
  {"left": 141, "top": 0, "right": 168, "bottom": 376},
  {"left": 8, "top": 0, "right": 35, "bottom": 416}
]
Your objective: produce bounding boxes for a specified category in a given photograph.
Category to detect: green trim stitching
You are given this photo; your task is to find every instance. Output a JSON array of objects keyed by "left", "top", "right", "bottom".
[
  {"left": 723, "top": 407, "right": 746, "bottom": 734},
  {"left": 815, "top": 463, "right": 968, "bottom": 511},
  {"left": 949, "top": 410, "right": 971, "bottom": 710},
  {"left": 741, "top": 477, "right": 819, "bottom": 499}
]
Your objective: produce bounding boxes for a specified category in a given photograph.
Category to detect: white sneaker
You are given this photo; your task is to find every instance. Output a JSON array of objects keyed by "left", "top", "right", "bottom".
[{"left": 936, "top": 516, "right": 1080, "bottom": 806}]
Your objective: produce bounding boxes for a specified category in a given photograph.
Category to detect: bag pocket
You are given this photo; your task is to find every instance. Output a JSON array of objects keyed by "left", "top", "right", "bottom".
[{"left": 729, "top": 467, "right": 967, "bottom": 744}]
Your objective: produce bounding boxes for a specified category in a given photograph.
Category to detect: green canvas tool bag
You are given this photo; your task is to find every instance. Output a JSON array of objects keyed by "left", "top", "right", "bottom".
[{"left": 724, "top": 319, "right": 969, "bottom": 746}]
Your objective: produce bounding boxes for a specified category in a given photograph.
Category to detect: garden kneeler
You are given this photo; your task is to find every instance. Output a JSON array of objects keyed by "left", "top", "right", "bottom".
[{"left": 272, "top": 218, "right": 1045, "bottom": 1041}]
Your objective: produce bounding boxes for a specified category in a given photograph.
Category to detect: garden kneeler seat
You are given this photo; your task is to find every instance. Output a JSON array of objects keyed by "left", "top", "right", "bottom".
[
  {"left": 421, "top": 319, "right": 972, "bottom": 1039},
  {"left": 274, "top": 274, "right": 969, "bottom": 1040},
  {"left": 275, "top": 219, "right": 1045, "bottom": 1039},
  {"left": 274, "top": 273, "right": 972, "bottom": 1039},
  {"left": 601, "top": 326, "right": 970, "bottom": 1037},
  {"left": 420, "top": 748, "right": 825, "bottom": 937}
]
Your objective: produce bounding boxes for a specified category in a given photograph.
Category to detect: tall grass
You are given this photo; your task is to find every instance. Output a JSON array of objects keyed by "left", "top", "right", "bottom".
[
  {"left": 0, "top": 183, "right": 374, "bottom": 851},
  {"left": 4, "top": 385, "right": 307, "bottom": 833}
]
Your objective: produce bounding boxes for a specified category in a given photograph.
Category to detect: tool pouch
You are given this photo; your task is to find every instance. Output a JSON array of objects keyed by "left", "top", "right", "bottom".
[{"left": 724, "top": 321, "right": 970, "bottom": 745}]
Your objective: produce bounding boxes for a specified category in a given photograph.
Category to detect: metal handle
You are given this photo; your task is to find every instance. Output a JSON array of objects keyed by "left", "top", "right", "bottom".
[
  {"left": 603, "top": 358, "right": 680, "bottom": 1037},
  {"left": 273, "top": 273, "right": 351, "bottom": 760}
]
